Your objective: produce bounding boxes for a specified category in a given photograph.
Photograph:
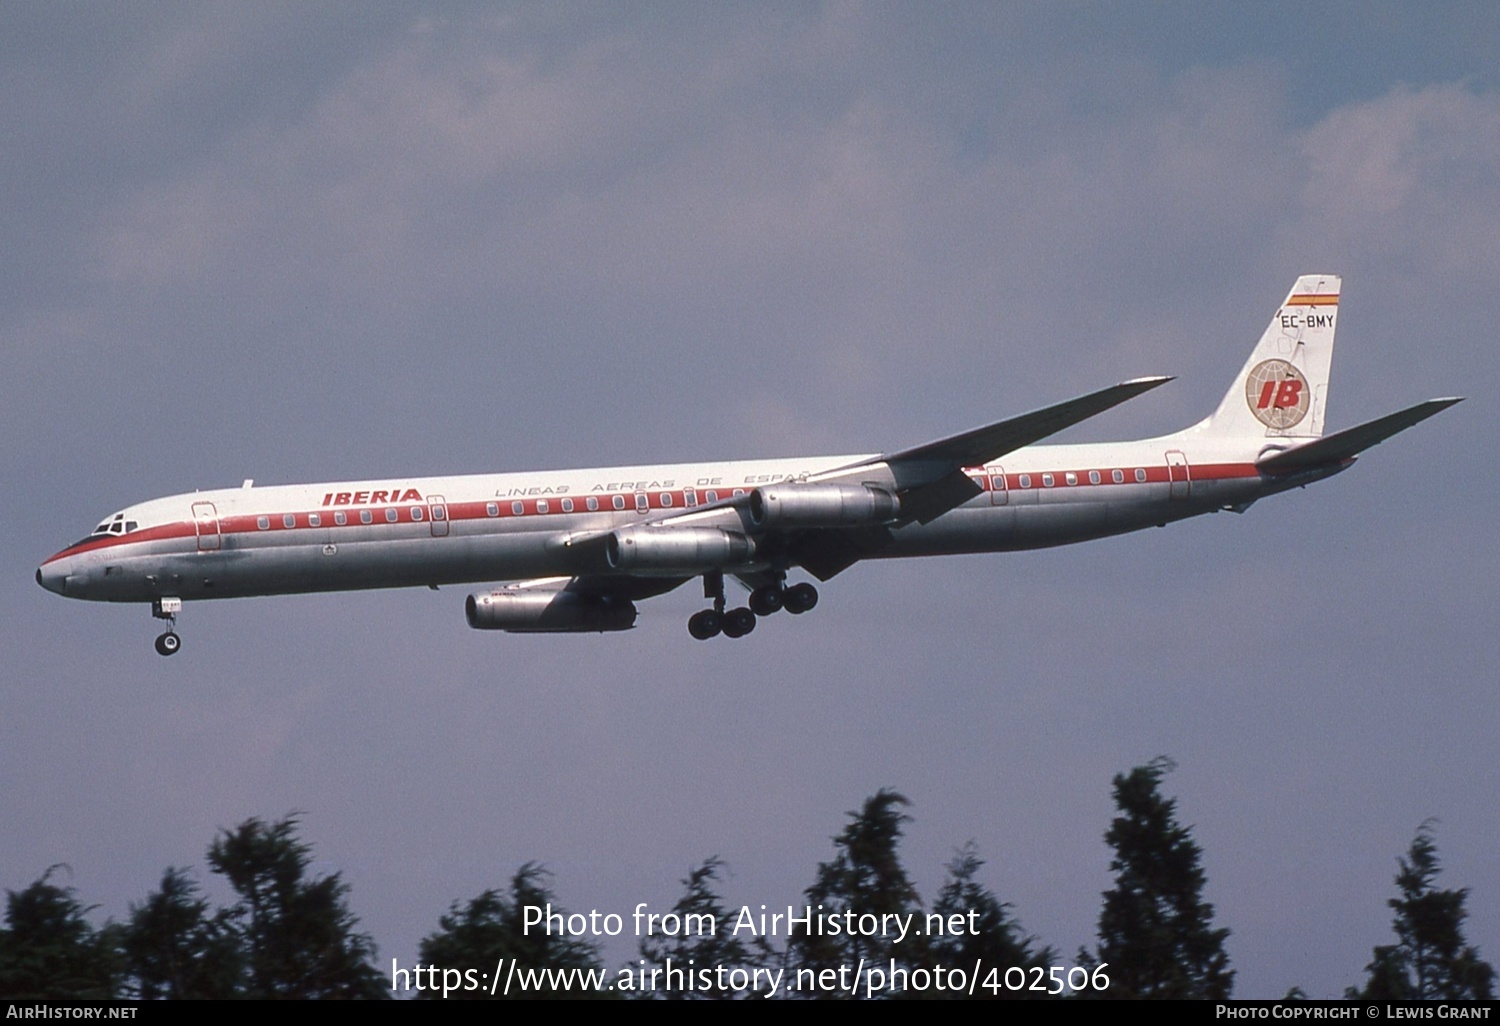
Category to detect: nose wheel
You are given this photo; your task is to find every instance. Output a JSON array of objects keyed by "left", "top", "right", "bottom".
[{"left": 152, "top": 597, "right": 183, "bottom": 657}]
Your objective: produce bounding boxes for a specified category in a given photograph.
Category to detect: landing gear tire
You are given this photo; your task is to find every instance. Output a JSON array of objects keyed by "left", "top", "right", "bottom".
[
  {"left": 154, "top": 631, "right": 181, "bottom": 656},
  {"left": 688, "top": 609, "right": 723, "bottom": 640},
  {"left": 722, "top": 607, "right": 757, "bottom": 638},
  {"left": 783, "top": 582, "right": 819, "bottom": 614},
  {"left": 749, "top": 585, "right": 784, "bottom": 617}
]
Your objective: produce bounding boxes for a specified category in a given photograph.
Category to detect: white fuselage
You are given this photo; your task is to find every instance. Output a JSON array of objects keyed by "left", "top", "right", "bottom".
[{"left": 36, "top": 433, "right": 1333, "bottom": 606}]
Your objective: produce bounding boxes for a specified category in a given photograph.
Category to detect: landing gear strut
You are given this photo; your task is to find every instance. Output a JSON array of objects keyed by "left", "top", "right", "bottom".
[
  {"left": 687, "top": 571, "right": 732, "bottom": 640},
  {"left": 152, "top": 597, "right": 182, "bottom": 657},
  {"left": 685, "top": 572, "right": 818, "bottom": 640}
]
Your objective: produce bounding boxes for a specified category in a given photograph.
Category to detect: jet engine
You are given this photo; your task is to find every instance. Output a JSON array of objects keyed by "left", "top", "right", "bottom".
[
  {"left": 465, "top": 589, "right": 636, "bottom": 632},
  {"left": 748, "top": 483, "right": 900, "bottom": 529},
  {"left": 605, "top": 526, "right": 755, "bottom": 574}
]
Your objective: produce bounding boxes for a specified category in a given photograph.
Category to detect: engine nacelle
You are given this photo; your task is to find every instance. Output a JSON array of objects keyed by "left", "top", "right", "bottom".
[
  {"left": 605, "top": 526, "right": 755, "bottom": 574},
  {"left": 465, "top": 589, "right": 636, "bottom": 633},
  {"left": 749, "top": 483, "right": 900, "bottom": 529}
]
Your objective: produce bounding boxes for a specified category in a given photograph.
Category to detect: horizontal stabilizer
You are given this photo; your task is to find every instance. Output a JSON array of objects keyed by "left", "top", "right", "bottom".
[{"left": 1256, "top": 398, "right": 1463, "bottom": 474}]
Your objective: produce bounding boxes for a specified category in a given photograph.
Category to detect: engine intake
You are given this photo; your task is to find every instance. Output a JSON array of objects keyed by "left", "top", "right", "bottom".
[
  {"left": 465, "top": 589, "right": 636, "bottom": 633},
  {"left": 749, "top": 483, "right": 900, "bottom": 529},
  {"left": 605, "top": 527, "right": 755, "bottom": 574}
]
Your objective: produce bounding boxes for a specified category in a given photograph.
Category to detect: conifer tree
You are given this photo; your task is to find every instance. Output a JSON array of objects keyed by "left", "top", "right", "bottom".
[
  {"left": 0, "top": 868, "right": 121, "bottom": 999},
  {"left": 123, "top": 867, "right": 241, "bottom": 999},
  {"left": 1349, "top": 824, "right": 1495, "bottom": 1000},
  {"left": 1083, "top": 758, "right": 1233, "bottom": 999},
  {"left": 927, "top": 843, "right": 1055, "bottom": 999},
  {"left": 206, "top": 816, "right": 384, "bottom": 999},
  {"left": 417, "top": 864, "right": 606, "bottom": 1000},
  {"left": 787, "top": 789, "right": 922, "bottom": 993},
  {"left": 638, "top": 857, "right": 772, "bottom": 999}
]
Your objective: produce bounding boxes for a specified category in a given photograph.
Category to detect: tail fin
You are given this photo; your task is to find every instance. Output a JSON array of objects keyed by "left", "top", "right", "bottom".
[{"left": 1194, "top": 274, "right": 1340, "bottom": 439}]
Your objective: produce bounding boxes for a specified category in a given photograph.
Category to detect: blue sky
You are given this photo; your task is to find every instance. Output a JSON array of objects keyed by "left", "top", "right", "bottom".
[{"left": 4, "top": 3, "right": 1498, "bottom": 998}]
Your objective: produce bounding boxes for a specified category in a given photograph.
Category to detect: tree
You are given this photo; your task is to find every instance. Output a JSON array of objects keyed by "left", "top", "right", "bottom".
[
  {"left": 123, "top": 867, "right": 241, "bottom": 999},
  {"left": 1348, "top": 824, "right": 1495, "bottom": 1000},
  {"left": 417, "top": 864, "right": 606, "bottom": 1000},
  {"left": 787, "top": 790, "right": 923, "bottom": 993},
  {"left": 926, "top": 843, "right": 1055, "bottom": 999},
  {"left": 0, "top": 867, "right": 121, "bottom": 999},
  {"left": 1083, "top": 758, "right": 1233, "bottom": 999},
  {"left": 206, "top": 816, "right": 384, "bottom": 999},
  {"left": 639, "top": 857, "right": 773, "bottom": 999}
]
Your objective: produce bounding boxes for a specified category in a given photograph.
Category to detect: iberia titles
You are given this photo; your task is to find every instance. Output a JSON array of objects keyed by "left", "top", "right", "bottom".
[{"left": 321, "top": 488, "right": 424, "bottom": 506}]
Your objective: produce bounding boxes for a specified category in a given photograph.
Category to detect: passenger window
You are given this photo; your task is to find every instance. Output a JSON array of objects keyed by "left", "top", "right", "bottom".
[
  {"left": 1065, "top": 472, "right": 1077, "bottom": 486},
  {"left": 335, "top": 512, "right": 347, "bottom": 525},
  {"left": 1112, "top": 469, "right": 1124, "bottom": 484},
  {"left": 1018, "top": 474, "right": 1031, "bottom": 488},
  {"left": 283, "top": 514, "right": 296, "bottom": 528},
  {"left": 537, "top": 500, "right": 549, "bottom": 514},
  {"left": 1042, "top": 473, "right": 1054, "bottom": 487},
  {"left": 561, "top": 498, "right": 574, "bottom": 513},
  {"left": 486, "top": 502, "right": 499, "bottom": 517},
  {"left": 685, "top": 489, "right": 697, "bottom": 507},
  {"left": 613, "top": 496, "right": 626, "bottom": 511},
  {"left": 411, "top": 506, "right": 424, "bottom": 521},
  {"left": 586, "top": 496, "right": 599, "bottom": 512},
  {"left": 512, "top": 501, "right": 524, "bottom": 516},
  {"left": 257, "top": 516, "right": 270, "bottom": 530},
  {"left": 1135, "top": 468, "right": 1147, "bottom": 483},
  {"left": 1089, "top": 471, "right": 1101, "bottom": 485},
  {"left": 705, "top": 490, "right": 718, "bottom": 503},
  {"left": 361, "top": 510, "right": 374, "bottom": 524},
  {"left": 385, "top": 508, "right": 398, "bottom": 523},
  {"left": 660, "top": 492, "right": 672, "bottom": 507},
  {"left": 635, "top": 493, "right": 648, "bottom": 512},
  {"left": 309, "top": 513, "right": 321, "bottom": 527}
]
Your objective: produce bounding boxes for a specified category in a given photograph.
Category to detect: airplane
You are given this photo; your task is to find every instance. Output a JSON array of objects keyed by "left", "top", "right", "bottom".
[{"left": 38, "top": 275, "right": 1461, "bottom": 655}]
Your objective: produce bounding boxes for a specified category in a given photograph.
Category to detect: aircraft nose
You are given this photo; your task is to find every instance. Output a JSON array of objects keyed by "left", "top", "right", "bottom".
[{"left": 37, "top": 561, "right": 69, "bottom": 596}]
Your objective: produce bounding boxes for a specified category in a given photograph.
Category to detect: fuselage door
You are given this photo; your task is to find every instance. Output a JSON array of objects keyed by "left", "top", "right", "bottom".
[
  {"left": 427, "top": 495, "right": 449, "bottom": 537},
  {"left": 988, "top": 468, "right": 1008, "bottom": 506},
  {"left": 192, "top": 501, "right": 221, "bottom": 551},
  {"left": 1166, "top": 450, "right": 1191, "bottom": 500}
]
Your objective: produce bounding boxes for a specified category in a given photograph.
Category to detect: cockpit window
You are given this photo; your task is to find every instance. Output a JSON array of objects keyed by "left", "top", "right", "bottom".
[{"left": 82, "top": 513, "right": 138, "bottom": 546}]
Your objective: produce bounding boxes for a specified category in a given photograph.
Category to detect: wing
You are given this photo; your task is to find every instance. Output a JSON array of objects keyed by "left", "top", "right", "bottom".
[
  {"left": 641, "top": 376, "right": 1174, "bottom": 580},
  {"left": 823, "top": 375, "right": 1174, "bottom": 524}
]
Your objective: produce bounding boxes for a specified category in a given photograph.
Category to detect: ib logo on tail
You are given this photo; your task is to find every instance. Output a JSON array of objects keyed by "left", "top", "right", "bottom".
[{"left": 1245, "top": 359, "right": 1310, "bottom": 430}]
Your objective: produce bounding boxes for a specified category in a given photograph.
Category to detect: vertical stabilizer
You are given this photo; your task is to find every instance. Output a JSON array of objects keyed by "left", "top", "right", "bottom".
[{"left": 1194, "top": 274, "right": 1340, "bottom": 439}]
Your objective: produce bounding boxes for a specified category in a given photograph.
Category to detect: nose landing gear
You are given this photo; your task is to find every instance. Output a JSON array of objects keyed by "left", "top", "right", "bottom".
[{"left": 152, "top": 597, "right": 182, "bottom": 656}]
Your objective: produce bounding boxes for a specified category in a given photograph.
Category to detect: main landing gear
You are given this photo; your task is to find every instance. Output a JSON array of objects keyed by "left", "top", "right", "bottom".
[
  {"left": 152, "top": 597, "right": 182, "bottom": 657},
  {"left": 687, "top": 571, "right": 818, "bottom": 640}
]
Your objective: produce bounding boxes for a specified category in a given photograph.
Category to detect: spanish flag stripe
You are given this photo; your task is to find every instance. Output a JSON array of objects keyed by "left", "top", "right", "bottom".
[{"left": 1286, "top": 294, "right": 1339, "bottom": 306}]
